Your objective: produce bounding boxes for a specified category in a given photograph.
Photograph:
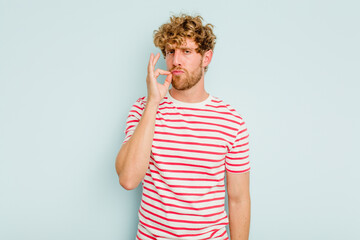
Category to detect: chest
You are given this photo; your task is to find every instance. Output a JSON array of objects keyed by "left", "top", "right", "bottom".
[{"left": 152, "top": 107, "right": 238, "bottom": 163}]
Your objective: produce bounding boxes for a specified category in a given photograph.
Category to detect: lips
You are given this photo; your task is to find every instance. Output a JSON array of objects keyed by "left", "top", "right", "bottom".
[{"left": 171, "top": 69, "right": 185, "bottom": 75}]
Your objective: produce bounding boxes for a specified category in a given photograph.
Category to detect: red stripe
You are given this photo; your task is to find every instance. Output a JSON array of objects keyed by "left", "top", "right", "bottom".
[
  {"left": 152, "top": 152, "right": 225, "bottom": 163},
  {"left": 149, "top": 169, "right": 224, "bottom": 182},
  {"left": 237, "top": 127, "right": 248, "bottom": 135},
  {"left": 144, "top": 186, "right": 225, "bottom": 204},
  {"left": 158, "top": 106, "right": 177, "bottom": 111},
  {"left": 159, "top": 112, "right": 241, "bottom": 125},
  {"left": 226, "top": 167, "right": 251, "bottom": 173},
  {"left": 205, "top": 105, "right": 229, "bottom": 109},
  {"left": 133, "top": 104, "right": 144, "bottom": 110},
  {"left": 126, "top": 114, "right": 139, "bottom": 120},
  {"left": 173, "top": 106, "right": 242, "bottom": 119},
  {"left": 155, "top": 117, "right": 238, "bottom": 131},
  {"left": 152, "top": 145, "right": 226, "bottom": 155},
  {"left": 124, "top": 133, "right": 133, "bottom": 140},
  {"left": 154, "top": 131, "right": 231, "bottom": 144},
  {"left": 230, "top": 149, "right": 249, "bottom": 154},
  {"left": 145, "top": 174, "right": 225, "bottom": 189},
  {"left": 141, "top": 199, "right": 225, "bottom": 218},
  {"left": 139, "top": 219, "right": 228, "bottom": 238},
  {"left": 125, "top": 124, "right": 136, "bottom": 132},
  {"left": 129, "top": 109, "right": 142, "bottom": 116},
  {"left": 216, "top": 228, "right": 228, "bottom": 238},
  {"left": 126, "top": 119, "right": 139, "bottom": 124},
  {"left": 155, "top": 124, "right": 236, "bottom": 138},
  {"left": 151, "top": 158, "right": 225, "bottom": 170},
  {"left": 139, "top": 212, "right": 228, "bottom": 232},
  {"left": 159, "top": 101, "right": 173, "bottom": 106},
  {"left": 226, "top": 155, "right": 249, "bottom": 160},
  {"left": 144, "top": 179, "right": 225, "bottom": 197},
  {"left": 137, "top": 228, "right": 156, "bottom": 240},
  {"left": 233, "top": 142, "right": 249, "bottom": 148},
  {"left": 142, "top": 192, "right": 225, "bottom": 211},
  {"left": 153, "top": 138, "right": 227, "bottom": 149},
  {"left": 140, "top": 205, "right": 228, "bottom": 224},
  {"left": 226, "top": 161, "right": 250, "bottom": 167},
  {"left": 209, "top": 230, "right": 217, "bottom": 238},
  {"left": 236, "top": 134, "right": 249, "bottom": 142},
  {"left": 149, "top": 161, "right": 225, "bottom": 177}
]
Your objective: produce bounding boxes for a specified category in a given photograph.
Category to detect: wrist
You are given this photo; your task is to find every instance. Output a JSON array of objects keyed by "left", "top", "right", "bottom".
[{"left": 145, "top": 99, "right": 160, "bottom": 109}]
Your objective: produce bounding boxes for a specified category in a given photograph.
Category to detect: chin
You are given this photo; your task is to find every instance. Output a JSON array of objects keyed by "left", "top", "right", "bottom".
[
  {"left": 172, "top": 82, "right": 196, "bottom": 91},
  {"left": 172, "top": 78, "right": 187, "bottom": 90},
  {"left": 171, "top": 84, "right": 188, "bottom": 91}
]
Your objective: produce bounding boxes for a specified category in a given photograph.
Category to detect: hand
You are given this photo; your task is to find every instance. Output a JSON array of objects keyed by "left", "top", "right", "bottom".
[{"left": 146, "top": 53, "right": 172, "bottom": 105}]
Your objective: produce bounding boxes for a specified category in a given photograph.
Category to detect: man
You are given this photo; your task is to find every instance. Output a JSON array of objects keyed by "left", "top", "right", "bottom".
[{"left": 115, "top": 14, "right": 250, "bottom": 240}]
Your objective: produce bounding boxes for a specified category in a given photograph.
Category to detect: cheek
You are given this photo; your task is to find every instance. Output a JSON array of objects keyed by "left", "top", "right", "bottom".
[{"left": 165, "top": 59, "right": 172, "bottom": 70}]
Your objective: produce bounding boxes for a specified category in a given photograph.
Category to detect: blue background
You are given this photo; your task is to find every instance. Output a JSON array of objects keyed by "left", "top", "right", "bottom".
[{"left": 1, "top": 0, "right": 359, "bottom": 239}]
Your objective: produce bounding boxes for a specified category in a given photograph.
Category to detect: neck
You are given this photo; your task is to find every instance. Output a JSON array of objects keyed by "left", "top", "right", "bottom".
[{"left": 169, "top": 77, "right": 209, "bottom": 103}]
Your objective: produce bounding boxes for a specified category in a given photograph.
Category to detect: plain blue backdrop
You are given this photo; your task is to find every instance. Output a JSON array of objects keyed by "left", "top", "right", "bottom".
[{"left": 1, "top": 0, "right": 359, "bottom": 239}]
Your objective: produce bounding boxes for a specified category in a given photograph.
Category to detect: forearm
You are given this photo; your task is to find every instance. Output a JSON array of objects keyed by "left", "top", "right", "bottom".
[
  {"left": 115, "top": 100, "right": 159, "bottom": 190},
  {"left": 228, "top": 198, "right": 251, "bottom": 240}
]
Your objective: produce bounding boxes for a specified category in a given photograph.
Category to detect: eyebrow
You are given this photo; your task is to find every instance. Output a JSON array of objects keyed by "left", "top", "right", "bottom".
[
  {"left": 166, "top": 47, "right": 195, "bottom": 51},
  {"left": 180, "top": 47, "right": 194, "bottom": 51}
]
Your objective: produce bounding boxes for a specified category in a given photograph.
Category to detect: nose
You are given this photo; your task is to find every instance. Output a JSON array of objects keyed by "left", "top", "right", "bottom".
[{"left": 172, "top": 50, "right": 181, "bottom": 67}]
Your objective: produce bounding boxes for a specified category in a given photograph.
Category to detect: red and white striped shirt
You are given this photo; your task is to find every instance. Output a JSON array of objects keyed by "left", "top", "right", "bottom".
[{"left": 123, "top": 92, "right": 250, "bottom": 240}]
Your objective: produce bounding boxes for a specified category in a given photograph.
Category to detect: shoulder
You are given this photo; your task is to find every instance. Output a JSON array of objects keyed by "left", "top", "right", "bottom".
[
  {"left": 129, "top": 96, "right": 147, "bottom": 110},
  {"left": 127, "top": 97, "right": 147, "bottom": 116},
  {"left": 207, "top": 95, "right": 245, "bottom": 122},
  {"left": 135, "top": 96, "right": 147, "bottom": 106},
  {"left": 133, "top": 96, "right": 172, "bottom": 107}
]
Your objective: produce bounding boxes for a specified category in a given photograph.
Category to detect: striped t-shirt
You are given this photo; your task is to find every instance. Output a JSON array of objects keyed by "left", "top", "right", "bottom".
[{"left": 123, "top": 92, "right": 250, "bottom": 240}]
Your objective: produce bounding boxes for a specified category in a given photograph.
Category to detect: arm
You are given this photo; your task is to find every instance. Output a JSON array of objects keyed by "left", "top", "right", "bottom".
[
  {"left": 227, "top": 171, "right": 251, "bottom": 240},
  {"left": 115, "top": 53, "right": 172, "bottom": 190},
  {"left": 115, "top": 101, "right": 158, "bottom": 190}
]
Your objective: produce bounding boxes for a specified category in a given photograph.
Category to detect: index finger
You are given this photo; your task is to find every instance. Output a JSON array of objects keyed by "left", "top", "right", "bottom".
[
  {"left": 152, "top": 53, "right": 161, "bottom": 69},
  {"left": 154, "top": 69, "right": 171, "bottom": 78},
  {"left": 147, "top": 53, "right": 154, "bottom": 73}
]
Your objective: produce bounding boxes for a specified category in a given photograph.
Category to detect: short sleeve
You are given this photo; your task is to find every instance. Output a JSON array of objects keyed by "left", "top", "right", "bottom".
[
  {"left": 122, "top": 97, "right": 145, "bottom": 144},
  {"left": 225, "top": 120, "right": 250, "bottom": 173}
]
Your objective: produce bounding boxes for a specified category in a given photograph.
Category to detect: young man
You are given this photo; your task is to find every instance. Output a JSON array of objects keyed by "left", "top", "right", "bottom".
[{"left": 115, "top": 14, "right": 250, "bottom": 240}]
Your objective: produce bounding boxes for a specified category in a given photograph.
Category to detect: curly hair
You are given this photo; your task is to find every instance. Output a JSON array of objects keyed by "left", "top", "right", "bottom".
[{"left": 153, "top": 14, "right": 216, "bottom": 59}]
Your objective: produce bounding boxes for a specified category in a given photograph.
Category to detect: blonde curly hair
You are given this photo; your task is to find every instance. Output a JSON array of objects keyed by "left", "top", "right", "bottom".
[{"left": 153, "top": 14, "right": 216, "bottom": 71}]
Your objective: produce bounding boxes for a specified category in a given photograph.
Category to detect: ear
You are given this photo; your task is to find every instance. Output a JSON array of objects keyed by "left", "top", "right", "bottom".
[{"left": 202, "top": 50, "right": 213, "bottom": 68}]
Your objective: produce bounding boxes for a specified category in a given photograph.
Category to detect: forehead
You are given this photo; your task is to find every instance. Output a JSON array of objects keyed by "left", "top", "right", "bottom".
[{"left": 166, "top": 38, "right": 199, "bottom": 50}]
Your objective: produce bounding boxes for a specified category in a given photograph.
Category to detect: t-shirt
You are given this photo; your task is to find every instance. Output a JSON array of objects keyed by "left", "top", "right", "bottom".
[{"left": 123, "top": 92, "right": 250, "bottom": 240}]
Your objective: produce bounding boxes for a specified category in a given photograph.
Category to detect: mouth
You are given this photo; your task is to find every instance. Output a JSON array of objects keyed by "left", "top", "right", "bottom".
[{"left": 171, "top": 69, "right": 184, "bottom": 75}]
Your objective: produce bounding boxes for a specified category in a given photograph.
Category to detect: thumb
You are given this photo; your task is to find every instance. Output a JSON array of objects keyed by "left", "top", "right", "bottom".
[{"left": 163, "top": 74, "right": 173, "bottom": 89}]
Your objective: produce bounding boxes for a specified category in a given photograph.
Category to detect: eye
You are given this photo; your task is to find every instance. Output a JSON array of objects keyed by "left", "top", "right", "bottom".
[
  {"left": 184, "top": 50, "right": 191, "bottom": 54},
  {"left": 166, "top": 50, "right": 174, "bottom": 55}
]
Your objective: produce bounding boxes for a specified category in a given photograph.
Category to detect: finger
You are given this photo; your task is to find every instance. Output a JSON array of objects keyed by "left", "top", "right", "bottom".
[
  {"left": 163, "top": 74, "right": 173, "bottom": 89},
  {"left": 154, "top": 69, "right": 171, "bottom": 78},
  {"left": 148, "top": 53, "right": 154, "bottom": 73},
  {"left": 152, "top": 53, "right": 161, "bottom": 69}
]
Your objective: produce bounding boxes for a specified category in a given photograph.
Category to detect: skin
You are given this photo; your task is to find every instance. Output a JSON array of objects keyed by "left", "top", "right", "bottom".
[
  {"left": 165, "top": 43, "right": 203, "bottom": 91},
  {"left": 115, "top": 38, "right": 250, "bottom": 240},
  {"left": 114, "top": 53, "right": 172, "bottom": 190},
  {"left": 165, "top": 38, "right": 212, "bottom": 103},
  {"left": 227, "top": 171, "right": 251, "bottom": 240}
]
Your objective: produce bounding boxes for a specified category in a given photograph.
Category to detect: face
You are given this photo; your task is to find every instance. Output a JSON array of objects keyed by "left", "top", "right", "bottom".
[{"left": 165, "top": 38, "right": 204, "bottom": 90}]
